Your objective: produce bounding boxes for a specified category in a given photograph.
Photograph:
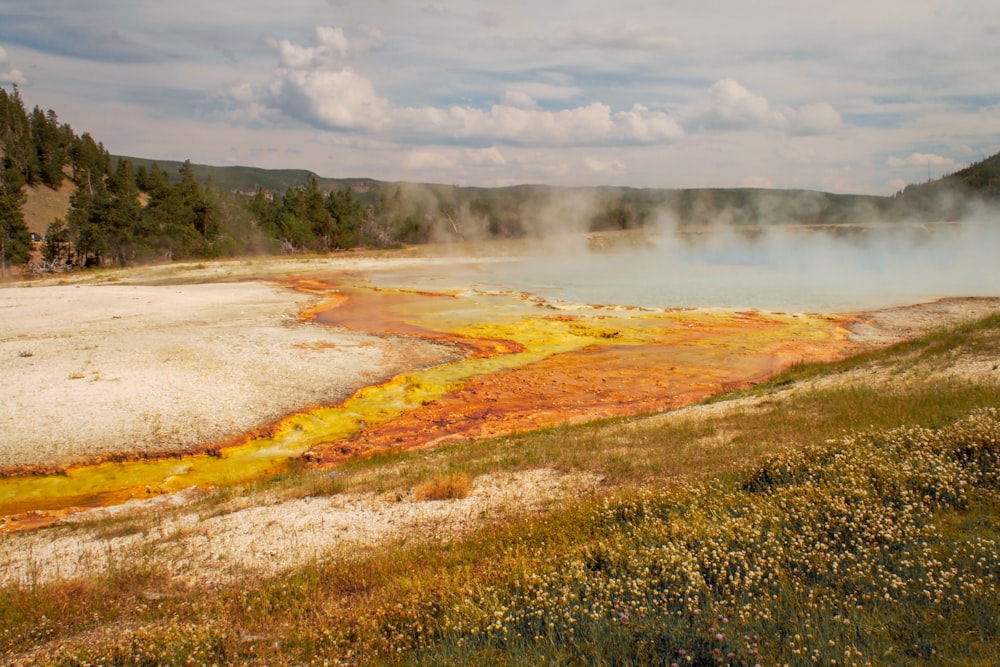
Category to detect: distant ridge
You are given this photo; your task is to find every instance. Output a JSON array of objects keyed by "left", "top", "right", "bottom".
[
  {"left": 887, "top": 149, "right": 1000, "bottom": 220},
  {"left": 113, "top": 155, "right": 891, "bottom": 222},
  {"left": 116, "top": 156, "right": 383, "bottom": 198}
]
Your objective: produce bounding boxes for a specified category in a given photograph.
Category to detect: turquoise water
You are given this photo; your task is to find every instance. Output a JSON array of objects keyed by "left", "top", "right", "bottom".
[{"left": 374, "top": 224, "right": 1000, "bottom": 313}]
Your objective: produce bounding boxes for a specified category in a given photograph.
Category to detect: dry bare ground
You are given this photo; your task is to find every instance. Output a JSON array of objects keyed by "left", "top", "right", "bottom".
[
  {"left": 1, "top": 256, "right": 998, "bottom": 589},
  {"left": 0, "top": 468, "right": 602, "bottom": 588}
]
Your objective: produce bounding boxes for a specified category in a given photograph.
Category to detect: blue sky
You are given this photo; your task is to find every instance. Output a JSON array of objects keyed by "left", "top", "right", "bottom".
[{"left": 1, "top": 0, "right": 998, "bottom": 194}]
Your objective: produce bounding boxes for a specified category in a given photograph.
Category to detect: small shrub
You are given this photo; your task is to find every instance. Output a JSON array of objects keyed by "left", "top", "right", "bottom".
[{"left": 414, "top": 472, "right": 473, "bottom": 501}]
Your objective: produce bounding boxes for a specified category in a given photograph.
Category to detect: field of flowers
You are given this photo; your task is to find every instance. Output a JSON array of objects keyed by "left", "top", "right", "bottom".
[{"left": 402, "top": 408, "right": 1000, "bottom": 666}]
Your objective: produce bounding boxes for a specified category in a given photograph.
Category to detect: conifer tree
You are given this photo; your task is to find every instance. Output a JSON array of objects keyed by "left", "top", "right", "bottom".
[{"left": 0, "top": 164, "right": 32, "bottom": 276}]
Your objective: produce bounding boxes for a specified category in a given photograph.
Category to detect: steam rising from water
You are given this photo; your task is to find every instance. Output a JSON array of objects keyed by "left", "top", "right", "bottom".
[{"left": 395, "top": 217, "right": 1000, "bottom": 313}]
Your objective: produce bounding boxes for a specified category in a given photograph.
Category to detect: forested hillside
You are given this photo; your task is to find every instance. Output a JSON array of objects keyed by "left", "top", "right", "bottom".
[
  {"left": 2, "top": 84, "right": 997, "bottom": 276},
  {"left": 887, "top": 152, "right": 1000, "bottom": 220}
]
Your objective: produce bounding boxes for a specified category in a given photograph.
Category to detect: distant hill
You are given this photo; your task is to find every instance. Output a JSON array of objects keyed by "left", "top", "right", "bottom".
[
  {"left": 935, "top": 151, "right": 1000, "bottom": 198},
  {"left": 117, "top": 156, "right": 383, "bottom": 203},
  {"left": 28, "top": 147, "right": 997, "bottom": 246},
  {"left": 888, "top": 149, "right": 1000, "bottom": 220},
  {"left": 112, "top": 156, "right": 893, "bottom": 227}
]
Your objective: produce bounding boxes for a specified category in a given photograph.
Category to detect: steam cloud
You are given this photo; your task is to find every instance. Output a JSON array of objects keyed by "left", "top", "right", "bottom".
[{"left": 383, "top": 191, "right": 1000, "bottom": 314}]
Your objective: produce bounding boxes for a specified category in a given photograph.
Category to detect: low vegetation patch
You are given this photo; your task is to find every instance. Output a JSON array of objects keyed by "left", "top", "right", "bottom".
[{"left": 413, "top": 472, "right": 473, "bottom": 501}]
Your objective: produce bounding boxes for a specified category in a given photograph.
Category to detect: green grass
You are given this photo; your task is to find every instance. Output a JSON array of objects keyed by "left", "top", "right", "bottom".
[{"left": 1, "top": 311, "right": 999, "bottom": 665}]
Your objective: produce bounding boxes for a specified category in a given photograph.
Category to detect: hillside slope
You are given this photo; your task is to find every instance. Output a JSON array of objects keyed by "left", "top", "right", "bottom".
[{"left": 21, "top": 180, "right": 74, "bottom": 236}]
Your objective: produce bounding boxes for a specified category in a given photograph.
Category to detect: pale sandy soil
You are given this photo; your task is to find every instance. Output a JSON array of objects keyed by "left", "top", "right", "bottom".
[
  {"left": 0, "top": 274, "right": 460, "bottom": 472},
  {"left": 1, "top": 256, "right": 998, "bottom": 590},
  {"left": 0, "top": 468, "right": 602, "bottom": 587}
]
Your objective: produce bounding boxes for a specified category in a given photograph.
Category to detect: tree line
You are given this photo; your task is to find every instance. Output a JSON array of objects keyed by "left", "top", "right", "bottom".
[{"left": 0, "top": 87, "right": 398, "bottom": 274}]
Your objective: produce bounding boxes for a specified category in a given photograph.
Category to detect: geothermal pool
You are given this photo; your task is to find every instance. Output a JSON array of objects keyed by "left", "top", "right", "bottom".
[
  {"left": 2, "top": 222, "right": 996, "bottom": 530},
  {"left": 371, "top": 222, "right": 1000, "bottom": 312}
]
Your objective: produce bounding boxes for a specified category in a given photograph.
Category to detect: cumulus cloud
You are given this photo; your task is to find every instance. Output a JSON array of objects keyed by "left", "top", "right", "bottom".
[
  {"left": 697, "top": 79, "right": 781, "bottom": 130},
  {"left": 250, "top": 27, "right": 683, "bottom": 147},
  {"left": 266, "top": 67, "right": 389, "bottom": 130},
  {"left": 256, "top": 27, "right": 389, "bottom": 130},
  {"left": 0, "top": 45, "right": 28, "bottom": 85},
  {"left": 886, "top": 152, "right": 958, "bottom": 169},
  {"left": 613, "top": 104, "right": 684, "bottom": 143},
  {"left": 267, "top": 26, "right": 349, "bottom": 69},
  {"left": 391, "top": 99, "right": 683, "bottom": 146},
  {"left": 691, "top": 79, "right": 842, "bottom": 136}
]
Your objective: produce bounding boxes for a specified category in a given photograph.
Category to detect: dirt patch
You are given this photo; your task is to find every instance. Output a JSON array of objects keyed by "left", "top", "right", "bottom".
[{"left": 846, "top": 296, "right": 1000, "bottom": 347}]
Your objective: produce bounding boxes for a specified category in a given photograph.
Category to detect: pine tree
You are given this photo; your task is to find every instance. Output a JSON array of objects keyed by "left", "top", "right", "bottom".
[
  {"left": 0, "top": 86, "right": 38, "bottom": 185},
  {"left": 31, "top": 106, "right": 68, "bottom": 189},
  {"left": 0, "top": 164, "right": 32, "bottom": 276},
  {"left": 326, "top": 186, "right": 366, "bottom": 248}
]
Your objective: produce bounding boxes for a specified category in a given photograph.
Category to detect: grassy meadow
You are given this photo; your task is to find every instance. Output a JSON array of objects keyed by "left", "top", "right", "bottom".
[{"left": 2, "top": 314, "right": 999, "bottom": 666}]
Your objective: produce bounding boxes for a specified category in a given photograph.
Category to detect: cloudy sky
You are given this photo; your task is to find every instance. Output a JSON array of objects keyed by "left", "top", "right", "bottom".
[{"left": 1, "top": 0, "right": 998, "bottom": 194}]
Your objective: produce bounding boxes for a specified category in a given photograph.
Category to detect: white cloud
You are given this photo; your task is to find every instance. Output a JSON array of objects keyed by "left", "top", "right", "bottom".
[
  {"left": 403, "top": 150, "right": 454, "bottom": 169},
  {"left": 501, "top": 90, "right": 538, "bottom": 110},
  {"left": 692, "top": 80, "right": 842, "bottom": 137},
  {"left": 0, "top": 45, "right": 28, "bottom": 85},
  {"left": 0, "top": 68, "right": 28, "bottom": 86},
  {"left": 788, "top": 102, "right": 842, "bottom": 135},
  {"left": 697, "top": 79, "right": 780, "bottom": 130},
  {"left": 612, "top": 104, "right": 684, "bottom": 143},
  {"left": 250, "top": 26, "right": 685, "bottom": 146},
  {"left": 266, "top": 26, "right": 349, "bottom": 69},
  {"left": 398, "top": 96, "right": 677, "bottom": 146},
  {"left": 886, "top": 153, "right": 957, "bottom": 169},
  {"left": 583, "top": 156, "right": 626, "bottom": 173},
  {"left": 227, "top": 82, "right": 255, "bottom": 103},
  {"left": 267, "top": 67, "right": 389, "bottom": 130},
  {"left": 467, "top": 146, "right": 506, "bottom": 166}
]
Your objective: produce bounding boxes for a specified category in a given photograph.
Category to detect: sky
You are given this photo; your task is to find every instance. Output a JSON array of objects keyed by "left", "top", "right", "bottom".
[{"left": 1, "top": 0, "right": 999, "bottom": 194}]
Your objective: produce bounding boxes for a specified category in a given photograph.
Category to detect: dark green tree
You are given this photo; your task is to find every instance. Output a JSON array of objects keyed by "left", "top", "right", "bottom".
[
  {"left": 66, "top": 170, "right": 112, "bottom": 266},
  {"left": 0, "top": 164, "right": 33, "bottom": 276},
  {"left": 69, "top": 133, "right": 111, "bottom": 184},
  {"left": 284, "top": 175, "right": 330, "bottom": 249},
  {"left": 0, "top": 86, "right": 38, "bottom": 185},
  {"left": 326, "top": 186, "right": 366, "bottom": 248},
  {"left": 104, "top": 158, "right": 143, "bottom": 264},
  {"left": 42, "top": 218, "right": 71, "bottom": 265},
  {"left": 30, "top": 106, "right": 68, "bottom": 189}
]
